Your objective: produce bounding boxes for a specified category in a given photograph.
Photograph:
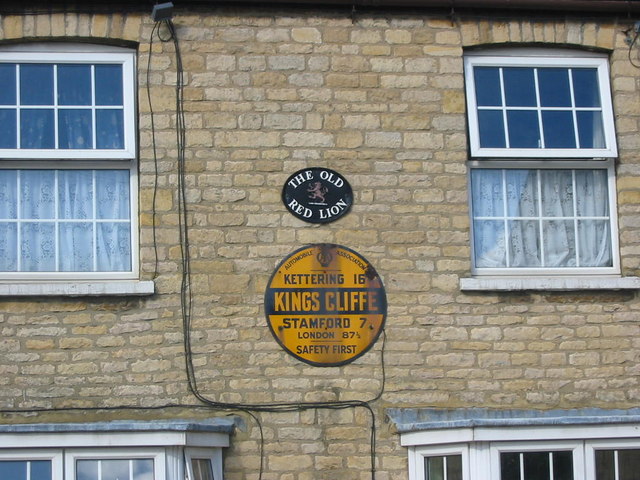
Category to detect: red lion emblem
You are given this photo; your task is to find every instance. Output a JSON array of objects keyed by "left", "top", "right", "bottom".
[{"left": 307, "top": 181, "right": 328, "bottom": 203}]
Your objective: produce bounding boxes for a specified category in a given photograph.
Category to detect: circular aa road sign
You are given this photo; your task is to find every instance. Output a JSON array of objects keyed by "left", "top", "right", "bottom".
[{"left": 264, "top": 244, "right": 386, "bottom": 367}]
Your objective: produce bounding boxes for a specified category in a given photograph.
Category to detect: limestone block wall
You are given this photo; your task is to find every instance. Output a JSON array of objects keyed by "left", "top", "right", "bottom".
[{"left": 0, "top": 7, "right": 639, "bottom": 480}]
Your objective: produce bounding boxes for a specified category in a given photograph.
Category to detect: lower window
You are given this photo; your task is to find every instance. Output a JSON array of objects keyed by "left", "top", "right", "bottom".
[
  {"left": 0, "top": 448, "right": 221, "bottom": 480},
  {"left": 408, "top": 428, "right": 640, "bottom": 480},
  {"left": 0, "top": 421, "right": 231, "bottom": 480}
]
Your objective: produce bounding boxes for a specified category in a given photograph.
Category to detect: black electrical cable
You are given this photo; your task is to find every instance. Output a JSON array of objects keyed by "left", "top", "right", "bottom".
[
  {"left": 627, "top": 25, "right": 640, "bottom": 69},
  {"left": 147, "top": 22, "right": 161, "bottom": 279}
]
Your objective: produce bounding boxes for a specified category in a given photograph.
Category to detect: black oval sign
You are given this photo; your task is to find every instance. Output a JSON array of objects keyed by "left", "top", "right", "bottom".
[{"left": 282, "top": 168, "right": 353, "bottom": 224}]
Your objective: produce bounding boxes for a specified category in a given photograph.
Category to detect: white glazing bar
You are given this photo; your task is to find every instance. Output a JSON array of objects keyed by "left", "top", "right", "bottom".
[
  {"left": 567, "top": 68, "right": 581, "bottom": 148},
  {"left": 16, "top": 64, "right": 21, "bottom": 149},
  {"left": 499, "top": 67, "right": 510, "bottom": 149},
  {"left": 501, "top": 169, "right": 511, "bottom": 268},
  {"left": 534, "top": 68, "right": 545, "bottom": 149},
  {"left": 571, "top": 170, "right": 580, "bottom": 268},
  {"left": 53, "top": 64, "right": 58, "bottom": 150},
  {"left": 91, "top": 64, "right": 97, "bottom": 150},
  {"left": 92, "top": 170, "right": 98, "bottom": 272},
  {"left": 536, "top": 170, "right": 545, "bottom": 268},
  {"left": 54, "top": 170, "right": 59, "bottom": 272},
  {"left": 16, "top": 170, "right": 22, "bottom": 271}
]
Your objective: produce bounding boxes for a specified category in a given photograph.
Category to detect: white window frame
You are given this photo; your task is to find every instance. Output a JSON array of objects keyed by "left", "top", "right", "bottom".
[
  {"left": 467, "top": 158, "right": 621, "bottom": 277},
  {"left": 65, "top": 448, "right": 165, "bottom": 480},
  {"left": 0, "top": 44, "right": 136, "bottom": 160},
  {"left": 185, "top": 447, "right": 223, "bottom": 480},
  {"left": 464, "top": 49, "right": 617, "bottom": 159},
  {"left": 0, "top": 449, "right": 63, "bottom": 480},
  {"left": 585, "top": 438, "right": 640, "bottom": 480},
  {"left": 0, "top": 43, "right": 151, "bottom": 294},
  {"left": 404, "top": 424, "right": 640, "bottom": 480},
  {"left": 409, "top": 443, "right": 470, "bottom": 480},
  {"left": 0, "top": 422, "right": 231, "bottom": 480}
]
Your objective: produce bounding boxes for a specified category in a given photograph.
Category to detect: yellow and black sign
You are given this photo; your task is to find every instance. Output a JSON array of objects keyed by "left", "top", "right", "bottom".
[{"left": 265, "top": 244, "right": 386, "bottom": 367}]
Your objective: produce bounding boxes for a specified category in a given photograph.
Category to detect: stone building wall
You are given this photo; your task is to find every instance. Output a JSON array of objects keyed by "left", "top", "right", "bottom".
[{"left": 0, "top": 6, "right": 639, "bottom": 480}]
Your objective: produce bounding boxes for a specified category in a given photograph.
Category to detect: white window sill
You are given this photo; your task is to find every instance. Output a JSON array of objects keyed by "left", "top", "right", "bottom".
[
  {"left": 0, "top": 280, "right": 155, "bottom": 297},
  {"left": 459, "top": 276, "right": 640, "bottom": 292}
]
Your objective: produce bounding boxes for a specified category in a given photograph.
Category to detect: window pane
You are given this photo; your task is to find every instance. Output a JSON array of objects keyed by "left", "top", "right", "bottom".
[
  {"left": 523, "top": 451, "right": 550, "bottom": 479},
  {"left": 474, "top": 66, "right": 502, "bottom": 106},
  {"left": 96, "top": 109, "right": 124, "bottom": 149},
  {"left": 504, "top": 67, "right": 537, "bottom": 107},
  {"left": 96, "top": 170, "right": 130, "bottom": 220},
  {"left": 478, "top": 110, "right": 506, "bottom": 148},
  {"left": 576, "top": 111, "right": 605, "bottom": 149},
  {"left": 21, "top": 222, "right": 56, "bottom": 271},
  {"left": 578, "top": 220, "right": 612, "bottom": 267},
  {"left": 20, "top": 64, "right": 54, "bottom": 105},
  {"left": 192, "top": 458, "right": 215, "bottom": 480},
  {"left": 471, "top": 168, "right": 504, "bottom": 217},
  {"left": 540, "top": 170, "right": 574, "bottom": 217},
  {"left": 542, "top": 111, "right": 576, "bottom": 149},
  {"left": 95, "top": 65, "right": 123, "bottom": 106},
  {"left": 446, "top": 454, "right": 462, "bottom": 480},
  {"left": 58, "top": 109, "right": 93, "bottom": 149},
  {"left": 0, "top": 223, "right": 17, "bottom": 271},
  {"left": 102, "top": 459, "right": 129, "bottom": 480},
  {"left": 539, "top": 68, "right": 572, "bottom": 107},
  {"left": 21, "top": 170, "right": 56, "bottom": 219},
  {"left": 552, "top": 451, "right": 573, "bottom": 480},
  {"left": 575, "top": 169, "right": 608, "bottom": 217},
  {"left": 0, "top": 109, "right": 17, "bottom": 148},
  {"left": 59, "top": 222, "right": 94, "bottom": 272},
  {"left": 595, "top": 450, "right": 615, "bottom": 480},
  {"left": 21, "top": 109, "right": 55, "bottom": 149},
  {"left": 132, "top": 459, "right": 154, "bottom": 480},
  {"left": 508, "top": 220, "right": 541, "bottom": 267},
  {"left": 76, "top": 460, "right": 99, "bottom": 480},
  {"left": 543, "top": 220, "right": 576, "bottom": 267},
  {"left": 31, "top": 460, "right": 52, "bottom": 480},
  {"left": 474, "top": 219, "right": 507, "bottom": 268},
  {"left": 58, "top": 64, "right": 92, "bottom": 106},
  {"left": 618, "top": 449, "right": 640, "bottom": 480},
  {"left": 426, "top": 456, "right": 444, "bottom": 480},
  {"left": 58, "top": 170, "right": 94, "bottom": 220},
  {"left": 97, "top": 223, "right": 131, "bottom": 271},
  {"left": 505, "top": 170, "right": 538, "bottom": 217},
  {"left": 0, "top": 170, "right": 17, "bottom": 219},
  {"left": 572, "top": 68, "right": 601, "bottom": 107},
  {"left": 424, "top": 455, "right": 462, "bottom": 480},
  {"left": 507, "top": 110, "right": 540, "bottom": 148},
  {"left": 0, "top": 64, "right": 17, "bottom": 105},
  {"left": 501, "top": 452, "right": 520, "bottom": 480}
]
